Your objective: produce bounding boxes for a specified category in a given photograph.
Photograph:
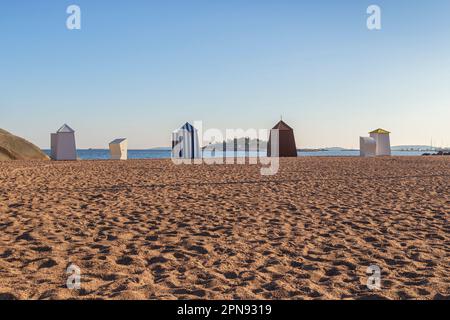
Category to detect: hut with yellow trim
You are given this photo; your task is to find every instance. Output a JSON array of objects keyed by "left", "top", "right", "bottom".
[{"left": 369, "top": 128, "right": 391, "bottom": 156}]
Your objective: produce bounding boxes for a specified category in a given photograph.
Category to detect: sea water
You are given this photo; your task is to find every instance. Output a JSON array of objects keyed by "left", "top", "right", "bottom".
[{"left": 43, "top": 149, "right": 425, "bottom": 160}]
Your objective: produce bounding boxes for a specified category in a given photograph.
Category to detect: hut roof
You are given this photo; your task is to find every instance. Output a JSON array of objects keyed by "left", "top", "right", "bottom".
[
  {"left": 57, "top": 124, "right": 75, "bottom": 133},
  {"left": 272, "top": 120, "right": 293, "bottom": 131},
  {"left": 110, "top": 138, "right": 127, "bottom": 145},
  {"left": 370, "top": 128, "right": 390, "bottom": 134},
  {"left": 180, "top": 122, "right": 196, "bottom": 132}
]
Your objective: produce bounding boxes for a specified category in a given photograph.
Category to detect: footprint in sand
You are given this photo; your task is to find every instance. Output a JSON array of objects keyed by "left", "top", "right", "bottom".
[
  {"left": 171, "top": 288, "right": 206, "bottom": 298},
  {"left": 332, "top": 259, "right": 357, "bottom": 270},
  {"left": 262, "top": 281, "right": 280, "bottom": 292},
  {"left": 187, "top": 245, "right": 209, "bottom": 255},
  {"left": 147, "top": 256, "right": 169, "bottom": 266},
  {"left": 0, "top": 293, "right": 18, "bottom": 300},
  {"left": 16, "top": 232, "right": 34, "bottom": 241},
  {"left": 31, "top": 246, "right": 52, "bottom": 253},
  {"left": 356, "top": 294, "right": 388, "bottom": 300},
  {"left": 0, "top": 249, "right": 13, "bottom": 259},
  {"left": 100, "top": 274, "right": 118, "bottom": 281},
  {"left": 116, "top": 256, "right": 134, "bottom": 266},
  {"left": 145, "top": 235, "right": 158, "bottom": 241},
  {"left": 239, "top": 271, "right": 256, "bottom": 281},
  {"left": 223, "top": 271, "right": 238, "bottom": 280},
  {"left": 325, "top": 267, "right": 341, "bottom": 277},
  {"left": 39, "top": 259, "right": 57, "bottom": 269}
]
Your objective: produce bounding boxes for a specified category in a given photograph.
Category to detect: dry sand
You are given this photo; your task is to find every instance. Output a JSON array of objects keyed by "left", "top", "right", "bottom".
[{"left": 0, "top": 157, "right": 448, "bottom": 300}]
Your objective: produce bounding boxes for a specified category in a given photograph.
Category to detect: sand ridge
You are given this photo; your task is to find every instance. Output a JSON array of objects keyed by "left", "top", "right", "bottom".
[{"left": 0, "top": 157, "right": 448, "bottom": 299}]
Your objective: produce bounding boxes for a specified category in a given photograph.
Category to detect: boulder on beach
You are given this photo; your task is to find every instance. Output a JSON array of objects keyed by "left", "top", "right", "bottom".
[{"left": 0, "top": 129, "right": 49, "bottom": 161}]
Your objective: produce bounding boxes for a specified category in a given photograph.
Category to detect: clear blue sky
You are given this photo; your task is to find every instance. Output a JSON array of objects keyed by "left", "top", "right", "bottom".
[{"left": 1, "top": 0, "right": 449, "bottom": 149}]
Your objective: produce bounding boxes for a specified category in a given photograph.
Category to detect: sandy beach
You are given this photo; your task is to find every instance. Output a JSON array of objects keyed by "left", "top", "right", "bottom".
[{"left": 0, "top": 157, "right": 448, "bottom": 300}]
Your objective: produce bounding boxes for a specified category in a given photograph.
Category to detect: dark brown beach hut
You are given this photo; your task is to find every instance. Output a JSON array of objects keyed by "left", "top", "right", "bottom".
[{"left": 267, "top": 120, "right": 298, "bottom": 157}]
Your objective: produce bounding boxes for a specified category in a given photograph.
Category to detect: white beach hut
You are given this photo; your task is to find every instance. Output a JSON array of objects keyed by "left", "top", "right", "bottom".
[
  {"left": 172, "top": 122, "right": 201, "bottom": 159},
  {"left": 109, "top": 138, "right": 128, "bottom": 160},
  {"left": 360, "top": 137, "right": 377, "bottom": 157},
  {"left": 50, "top": 124, "right": 77, "bottom": 161},
  {"left": 370, "top": 128, "right": 391, "bottom": 156}
]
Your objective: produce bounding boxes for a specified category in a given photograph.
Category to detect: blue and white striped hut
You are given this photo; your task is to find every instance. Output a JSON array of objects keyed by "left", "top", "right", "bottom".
[{"left": 172, "top": 122, "right": 201, "bottom": 159}]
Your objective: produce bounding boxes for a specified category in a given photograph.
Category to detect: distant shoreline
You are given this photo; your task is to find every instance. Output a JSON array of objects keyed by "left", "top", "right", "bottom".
[
  {"left": 41, "top": 149, "right": 437, "bottom": 161},
  {"left": 42, "top": 148, "right": 446, "bottom": 152}
]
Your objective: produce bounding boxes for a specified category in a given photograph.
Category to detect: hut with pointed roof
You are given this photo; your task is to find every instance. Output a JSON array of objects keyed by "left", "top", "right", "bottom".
[
  {"left": 50, "top": 124, "right": 77, "bottom": 160},
  {"left": 267, "top": 120, "right": 298, "bottom": 157},
  {"left": 172, "top": 122, "right": 201, "bottom": 159},
  {"left": 370, "top": 128, "right": 391, "bottom": 156}
]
